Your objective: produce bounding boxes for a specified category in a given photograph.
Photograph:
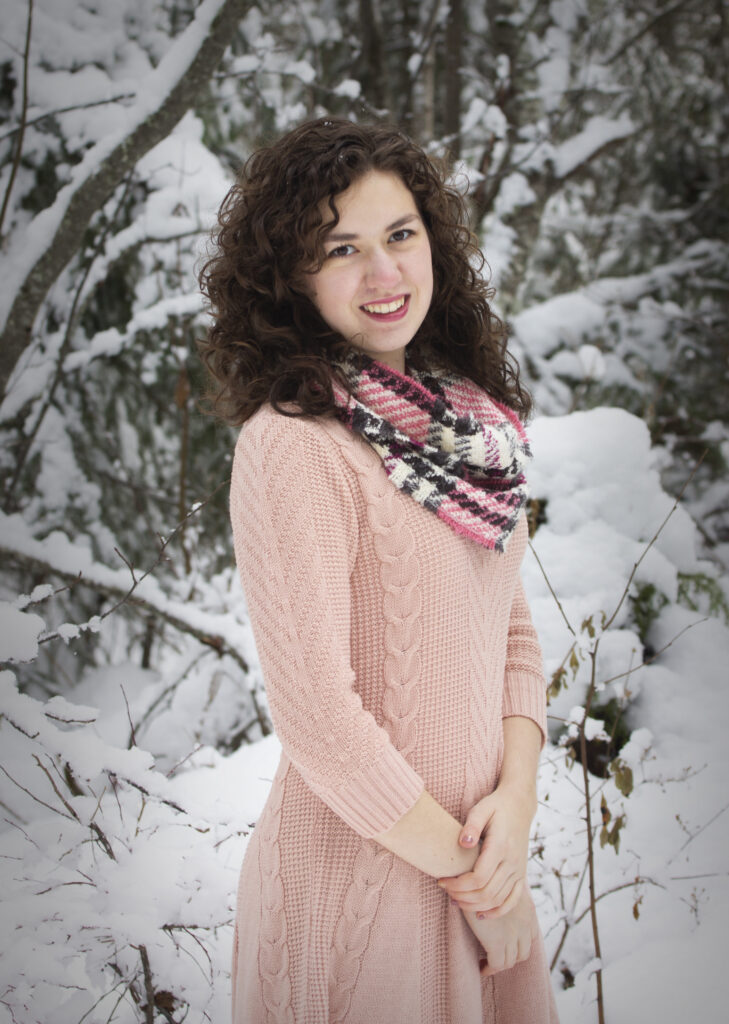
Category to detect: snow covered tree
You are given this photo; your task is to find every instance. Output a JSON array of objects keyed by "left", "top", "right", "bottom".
[{"left": 1, "top": 1, "right": 727, "bottom": 1020}]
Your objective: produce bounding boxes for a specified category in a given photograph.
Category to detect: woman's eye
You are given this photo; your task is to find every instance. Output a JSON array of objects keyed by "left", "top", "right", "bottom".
[
  {"left": 327, "top": 244, "right": 356, "bottom": 259},
  {"left": 390, "top": 228, "right": 414, "bottom": 243}
]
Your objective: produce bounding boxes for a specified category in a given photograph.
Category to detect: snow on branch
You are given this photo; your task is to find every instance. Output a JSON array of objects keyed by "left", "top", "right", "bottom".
[
  {"left": 0, "top": 506, "right": 250, "bottom": 674},
  {"left": 551, "top": 115, "right": 635, "bottom": 179},
  {"left": 0, "top": 0, "right": 248, "bottom": 402}
]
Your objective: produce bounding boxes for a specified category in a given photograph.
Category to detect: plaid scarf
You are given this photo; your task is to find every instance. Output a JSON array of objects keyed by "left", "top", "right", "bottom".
[{"left": 330, "top": 353, "right": 531, "bottom": 552}]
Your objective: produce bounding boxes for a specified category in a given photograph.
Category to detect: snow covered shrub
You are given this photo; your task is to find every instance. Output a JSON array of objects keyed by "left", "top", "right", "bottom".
[
  {"left": 525, "top": 408, "right": 729, "bottom": 1024},
  {"left": 0, "top": 597, "right": 253, "bottom": 1023}
]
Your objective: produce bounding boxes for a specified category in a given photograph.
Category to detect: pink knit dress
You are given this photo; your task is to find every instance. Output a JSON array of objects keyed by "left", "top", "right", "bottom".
[{"left": 229, "top": 401, "right": 559, "bottom": 1024}]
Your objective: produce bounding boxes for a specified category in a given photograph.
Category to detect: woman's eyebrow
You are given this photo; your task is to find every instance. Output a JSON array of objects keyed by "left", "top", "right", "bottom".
[{"left": 325, "top": 213, "right": 420, "bottom": 242}]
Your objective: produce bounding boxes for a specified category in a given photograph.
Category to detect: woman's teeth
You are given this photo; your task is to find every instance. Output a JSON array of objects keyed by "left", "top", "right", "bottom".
[{"left": 362, "top": 297, "right": 406, "bottom": 314}]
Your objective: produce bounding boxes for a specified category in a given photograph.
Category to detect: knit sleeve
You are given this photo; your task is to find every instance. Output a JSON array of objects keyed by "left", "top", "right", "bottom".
[
  {"left": 230, "top": 408, "right": 425, "bottom": 838},
  {"left": 502, "top": 576, "right": 548, "bottom": 747}
]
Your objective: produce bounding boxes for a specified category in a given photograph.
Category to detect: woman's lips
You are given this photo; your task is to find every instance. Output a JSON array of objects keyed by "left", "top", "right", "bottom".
[{"left": 360, "top": 294, "right": 410, "bottom": 322}]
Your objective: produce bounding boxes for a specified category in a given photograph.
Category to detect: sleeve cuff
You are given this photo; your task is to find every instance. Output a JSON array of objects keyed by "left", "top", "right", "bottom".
[
  {"left": 323, "top": 743, "right": 425, "bottom": 838},
  {"left": 502, "top": 670, "right": 548, "bottom": 748}
]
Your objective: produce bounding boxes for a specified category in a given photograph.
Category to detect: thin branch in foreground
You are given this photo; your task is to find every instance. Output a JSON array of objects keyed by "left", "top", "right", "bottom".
[
  {"left": 572, "top": 876, "right": 667, "bottom": 926},
  {"left": 138, "top": 945, "right": 155, "bottom": 1024},
  {"left": 31, "top": 754, "right": 80, "bottom": 821},
  {"left": 603, "top": 451, "right": 707, "bottom": 631},
  {"left": 597, "top": 616, "right": 708, "bottom": 689},
  {"left": 528, "top": 540, "right": 576, "bottom": 636},
  {"left": 0, "top": 93, "right": 136, "bottom": 143},
  {"left": 0, "top": 762, "right": 73, "bottom": 820},
  {"left": 677, "top": 800, "right": 729, "bottom": 855}
]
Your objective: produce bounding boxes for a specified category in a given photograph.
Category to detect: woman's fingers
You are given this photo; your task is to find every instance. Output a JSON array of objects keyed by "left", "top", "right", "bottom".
[
  {"left": 459, "top": 870, "right": 516, "bottom": 912},
  {"left": 476, "top": 878, "right": 523, "bottom": 920},
  {"left": 439, "top": 842, "right": 509, "bottom": 895},
  {"left": 441, "top": 860, "right": 518, "bottom": 912},
  {"left": 459, "top": 794, "right": 495, "bottom": 847}
]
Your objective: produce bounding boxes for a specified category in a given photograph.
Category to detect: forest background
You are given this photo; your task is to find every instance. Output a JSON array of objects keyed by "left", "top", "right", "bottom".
[{"left": 0, "top": 0, "right": 727, "bottom": 1022}]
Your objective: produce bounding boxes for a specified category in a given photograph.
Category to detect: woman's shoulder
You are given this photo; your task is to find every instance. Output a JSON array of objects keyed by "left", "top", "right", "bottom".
[
  {"left": 237, "top": 401, "right": 348, "bottom": 457},
  {"left": 233, "top": 402, "right": 368, "bottom": 499}
]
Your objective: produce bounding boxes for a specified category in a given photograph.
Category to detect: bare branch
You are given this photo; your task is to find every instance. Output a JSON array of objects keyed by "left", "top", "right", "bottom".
[
  {"left": 528, "top": 540, "right": 576, "bottom": 636},
  {"left": 598, "top": 616, "right": 708, "bottom": 689},
  {"left": 603, "top": 452, "right": 706, "bottom": 630},
  {"left": 31, "top": 754, "right": 80, "bottom": 821},
  {"left": 0, "top": 762, "right": 74, "bottom": 820},
  {"left": 1, "top": 477, "right": 255, "bottom": 677},
  {"left": 0, "top": 93, "right": 135, "bottom": 143},
  {"left": 138, "top": 945, "right": 155, "bottom": 1024}
]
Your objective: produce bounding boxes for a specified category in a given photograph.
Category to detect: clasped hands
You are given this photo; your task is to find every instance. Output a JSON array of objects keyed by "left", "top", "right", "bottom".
[{"left": 438, "top": 785, "right": 538, "bottom": 976}]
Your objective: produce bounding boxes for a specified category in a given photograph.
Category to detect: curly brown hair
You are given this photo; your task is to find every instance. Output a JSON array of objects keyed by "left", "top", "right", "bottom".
[{"left": 198, "top": 117, "right": 531, "bottom": 424}]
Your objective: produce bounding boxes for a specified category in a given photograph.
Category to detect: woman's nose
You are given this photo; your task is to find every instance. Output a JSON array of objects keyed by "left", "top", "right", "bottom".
[{"left": 364, "top": 247, "right": 401, "bottom": 289}]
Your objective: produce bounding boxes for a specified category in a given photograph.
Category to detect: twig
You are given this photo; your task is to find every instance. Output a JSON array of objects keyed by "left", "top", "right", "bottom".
[
  {"left": 677, "top": 800, "right": 729, "bottom": 854},
  {"left": 572, "top": 876, "right": 666, "bottom": 925},
  {"left": 120, "top": 684, "right": 137, "bottom": 748},
  {"left": 0, "top": 761, "right": 74, "bottom": 820},
  {"left": 598, "top": 616, "right": 708, "bottom": 688},
  {"left": 529, "top": 540, "right": 576, "bottom": 635},
  {"left": 0, "top": 93, "right": 136, "bottom": 143},
  {"left": 31, "top": 754, "right": 80, "bottom": 821},
  {"left": 603, "top": 452, "right": 707, "bottom": 631},
  {"left": 138, "top": 945, "right": 155, "bottom": 1024},
  {"left": 579, "top": 643, "right": 605, "bottom": 1023},
  {"left": 0, "top": 0, "right": 33, "bottom": 236}
]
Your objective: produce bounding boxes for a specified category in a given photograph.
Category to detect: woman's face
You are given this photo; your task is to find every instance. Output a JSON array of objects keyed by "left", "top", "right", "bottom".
[{"left": 307, "top": 170, "right": 433, "bottom": 374}]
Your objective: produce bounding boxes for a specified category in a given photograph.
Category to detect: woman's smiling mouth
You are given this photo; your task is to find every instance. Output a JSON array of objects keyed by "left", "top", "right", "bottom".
[{"left": 360, "top": 294, "right": 409, "bottom": 320}]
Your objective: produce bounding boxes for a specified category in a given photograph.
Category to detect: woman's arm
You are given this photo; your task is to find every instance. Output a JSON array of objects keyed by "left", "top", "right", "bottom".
[
  {"left": 437, "top": 716, "right": 541, "bottom": 916},
  {"left": 373, "top": 717, "right": 541, "bottom": 890},
  {"left": 371, "top": 789, "right": 479, "bottom": 877},
  {"left": 437, "top": 568, "right": 547, "bottom": 918}
]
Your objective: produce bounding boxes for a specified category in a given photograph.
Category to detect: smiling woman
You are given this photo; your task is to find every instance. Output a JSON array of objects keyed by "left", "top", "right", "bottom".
[
  {"left": 199, "top": 118, "right": 558, "bottom": 1024},
  {"left": 307, "top": 171, "right": 433, "bottom": 372}
]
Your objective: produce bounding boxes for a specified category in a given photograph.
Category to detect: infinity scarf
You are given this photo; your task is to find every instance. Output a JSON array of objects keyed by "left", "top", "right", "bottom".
[{"left": 330, "top": 352, "right": 531, "bottom": 552}]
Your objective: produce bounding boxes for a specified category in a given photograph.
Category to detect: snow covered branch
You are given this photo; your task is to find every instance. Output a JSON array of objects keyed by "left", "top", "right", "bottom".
[{"left": 0, "top": 0, "right": 248, "bottom": 401}]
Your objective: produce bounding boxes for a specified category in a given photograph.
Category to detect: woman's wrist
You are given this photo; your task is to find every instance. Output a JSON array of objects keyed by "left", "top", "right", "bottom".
[
  {"left": 373, "top": 789, "right": 481, "bottom": 879},
  {"left": 493, "top": 777, "right": 537, "bottom": 819}
]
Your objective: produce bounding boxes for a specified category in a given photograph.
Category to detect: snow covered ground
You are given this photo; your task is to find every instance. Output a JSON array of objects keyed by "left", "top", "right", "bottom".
[{"left": 1, "top": 406, "right": 727, "bottom": 1023}]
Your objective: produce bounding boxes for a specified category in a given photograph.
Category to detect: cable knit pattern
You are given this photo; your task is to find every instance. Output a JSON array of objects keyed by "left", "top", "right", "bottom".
[
  {"left": 230, "top": 402, "right": 558, "bottom": 1024},
  {"left": 257, "top": 773, "right": 293, "bottom": 1023}
]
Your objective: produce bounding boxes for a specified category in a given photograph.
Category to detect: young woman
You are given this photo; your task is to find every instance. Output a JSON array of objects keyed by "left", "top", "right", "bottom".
[{"left": 200, "top": 117, "right": 559, "bottom": 1024}]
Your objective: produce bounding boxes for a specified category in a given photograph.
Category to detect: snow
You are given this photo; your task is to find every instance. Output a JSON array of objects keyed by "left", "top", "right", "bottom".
[
  {"left": 552, "top": 115, "right": 635, "bottom": 178},
  {"left": 514, "top": 293, "right": 607, "bottom": 358},
  {"left": 334, "top": 78, "right": 361, "bottom": 99},
  {"left": 0, "top": 0, "right": 231, "bottom": 341},
  {"left": 0, "top": 603, "right": 45, "bottom": 662},
  {"left": 2, "top": 400, "right": 727, "bottom": 1022}
]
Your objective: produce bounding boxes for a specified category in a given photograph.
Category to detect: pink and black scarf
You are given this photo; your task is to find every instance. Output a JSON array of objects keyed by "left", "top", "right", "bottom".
[{"left": 331, "top": 352, "right": 531, "bottom": 552}]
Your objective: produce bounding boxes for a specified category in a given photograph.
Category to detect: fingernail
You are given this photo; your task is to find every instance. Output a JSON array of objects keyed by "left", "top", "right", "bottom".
[
  {"left": 477, "top": 911, "right": 485, "bottom": 919},
  {"left": 461, "top": 833, "right": 475, "bottom": 845}
]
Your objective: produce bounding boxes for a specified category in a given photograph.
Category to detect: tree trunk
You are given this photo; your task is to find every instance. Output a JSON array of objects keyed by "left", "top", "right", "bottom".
[{"left": 444, "top": 0, "right": 463, "bottom": 156}]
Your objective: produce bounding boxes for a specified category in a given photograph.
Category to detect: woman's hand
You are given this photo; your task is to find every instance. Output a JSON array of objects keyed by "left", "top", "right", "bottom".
[
  {"left": 438, "top": 784, "right": 536, "bottom": 918},
  {"left": 464, "top": 886, "right": 539, "bottom": 977}
]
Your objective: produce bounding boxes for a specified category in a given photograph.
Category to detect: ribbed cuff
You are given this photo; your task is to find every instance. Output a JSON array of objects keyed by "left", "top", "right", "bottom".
[
  {"left": 324, "top": 743, "right": 425, "bottom": 838},
  {"left": 502, "top": 670, "right": 548, "bottom": 747}
]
